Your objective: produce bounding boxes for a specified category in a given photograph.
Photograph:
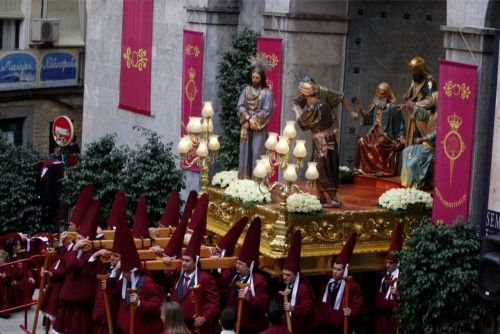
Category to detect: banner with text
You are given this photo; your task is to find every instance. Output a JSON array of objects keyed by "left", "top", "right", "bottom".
[
  {"left": 432, "top": 60, "right": 478, "bottom": 224},
  {"left": 257, "top": 37, "right": 283, "bottom": 181},
  {"left": 181, "top": 30, "right": 204, "bottom": 172},
  {"left": 484, "top": 34, "right": 500, "bottom": 235},
  {"left": 118, "top": 0, "right": 153, "bottom": 116}
]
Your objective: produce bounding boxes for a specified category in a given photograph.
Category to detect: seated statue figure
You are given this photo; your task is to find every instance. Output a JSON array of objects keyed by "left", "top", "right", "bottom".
[
  {"left": 354, "top": 83, "right": 406, "bottom": 176},
  {"left": 400, "top": 131, "right": 436, "bottom": 189}
]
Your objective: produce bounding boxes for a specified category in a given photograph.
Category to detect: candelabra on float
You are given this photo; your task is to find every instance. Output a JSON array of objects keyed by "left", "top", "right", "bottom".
[
  {"left": 253, "top": 120, "right": 319, "bottom": 254},
  {"left": 177, "top": 101, "right": 220, "bottom": 193}
]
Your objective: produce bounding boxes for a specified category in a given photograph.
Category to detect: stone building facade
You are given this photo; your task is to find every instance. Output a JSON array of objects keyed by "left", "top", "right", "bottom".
[{"left": 83, "top": 0, "right": 499, "bottom": 224}]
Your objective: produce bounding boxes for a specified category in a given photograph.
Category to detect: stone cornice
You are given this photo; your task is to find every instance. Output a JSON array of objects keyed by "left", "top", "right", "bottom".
[
  {"left": 185, "top": 5, "right": 239, "bottom": 26},
  {"left": 441, "top": 25, "right": 499, "bottom": 54},
  {"left": 263, "top": 11, "right": 348, "bottom": 34}
]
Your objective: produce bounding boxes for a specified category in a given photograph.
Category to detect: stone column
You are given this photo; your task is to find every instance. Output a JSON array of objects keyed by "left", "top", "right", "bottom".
[{"left": 441, "top": 25, "right": 498, "bottom": 225}]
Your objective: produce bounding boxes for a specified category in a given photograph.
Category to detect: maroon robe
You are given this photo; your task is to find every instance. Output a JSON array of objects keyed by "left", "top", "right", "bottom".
[
  {"left": 373, "top": 273, "right": 398, "bottom": 334},
  {"left": 285, "top": 278, "right": 322, "bottom": 334},
  {"left": 40, "top": 254, "right": 66, "bottom": 320},
  {"left": 116, "top": 273, "right": 164, "bottom": 334},
  {"left": 226, "top": 271, "right": 269, "bottom": 334},
  {"left": 318, "top": 279, "right": 364, "bottom": 332},
  {"left": 53, "top": 250, "right": 98, "bottom": 334},
  {"left": 171, "top": 270, "right": 220, "bottom": 334},
  {"left": 92, "top": 264, "right": 120, "bottom": 334}
]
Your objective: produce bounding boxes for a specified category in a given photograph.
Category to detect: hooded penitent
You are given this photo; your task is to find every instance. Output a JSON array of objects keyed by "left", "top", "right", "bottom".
[
  {"left": 159, "top": 191, "right": 180, "bottom": 227},
  {"left": 107, "top": 191, "right": 127, "bottom": 230},
  {"left": 79, "top": 199, "right": 101, "bottom": 240},
  {"left": 217, "top": 217, "right": 248, "bottom": 257},
  {"left": 69, "top": 183, "right": 94, "bottom": 227},
  {"left": 131, "top": 194, "right": 149, "bottom": 239}
]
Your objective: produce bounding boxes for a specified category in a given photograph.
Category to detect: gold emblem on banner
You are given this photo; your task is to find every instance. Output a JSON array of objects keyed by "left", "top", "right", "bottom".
[
  {"left": 123, "top": 47, "right": 148, "bottom": 71},
  {"left": 185, "top": 67, "right": 198, "bottom": 116},
  {"left": 443, "top": 80, "right": 471, "bottom": 99},
  {"left": 442, "top": 113, "right": 465, "bottom": 186},
  {"left": 185, "top": 44, "right": 200, "bottom": 57},
  {"left": 258, "top": 51, "right": 279, "bottom": 68}
]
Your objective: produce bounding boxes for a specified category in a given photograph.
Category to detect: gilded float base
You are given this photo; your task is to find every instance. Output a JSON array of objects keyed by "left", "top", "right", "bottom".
[{"left": 207, "top": 186, "right": 428, "bottom": 276}]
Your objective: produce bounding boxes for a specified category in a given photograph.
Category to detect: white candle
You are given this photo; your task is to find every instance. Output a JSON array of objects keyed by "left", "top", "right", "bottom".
[
  {"left": 283, "top": 164, "right": 297, "bottom": 182},
  {"left": 202, "top": 101, "right": 214, "bottom": 118},
  {"left": 275, "top": 136, "right": 290, "bottom": 155},
  {"left": 283, "top": 121, "right": 297, "bottom": 139},
  {"left": 305, "top": 162, "right": 319, "bottom": 180},
  {"left": 265, "top": 132, "right": 278, "bottom": 150},
  {"left": 293, "top": 139, "right": 307, "bottom": 158},
  {"left": 190, "top": 117, "right": 202, "bottom": 134},
  {"left": 253, "top": 160, "right": 268, "bottom": 179},
  {"left": 260, "top": 155, "right": 272, "bottom": 173},
  {"left": 208, "top": 135, "right": 220, "bottom": 151},
  {"left": 196, "top": 141, "right": 209, "bottom": 157}
]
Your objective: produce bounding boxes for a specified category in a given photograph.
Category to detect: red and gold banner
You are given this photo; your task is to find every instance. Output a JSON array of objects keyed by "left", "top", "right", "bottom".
[
  {"left": 181, "top": 30, "right": 204, "bottom": 172},
  {"left": 257, "top": 37, "right": 282, "bottom": 181},
  {"left": 118, "top": 0, "right": 153, "bottom": 115},
  {"left": 432, "top": 60, "right": 477, "bottom": 224}
]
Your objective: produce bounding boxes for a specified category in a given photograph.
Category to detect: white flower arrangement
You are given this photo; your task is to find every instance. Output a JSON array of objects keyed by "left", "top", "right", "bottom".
[
  {"left": 224, "top": 179, "right": 272, "bottom": 206},
  {"left": 378, "top": 188, "right": 433, "bottom": 211},
  {"left": 212, "top": 170, "right": 239, "bottom": 188},
  {"left": 286, "top": 193, "right": 322, "bottom": 214}
]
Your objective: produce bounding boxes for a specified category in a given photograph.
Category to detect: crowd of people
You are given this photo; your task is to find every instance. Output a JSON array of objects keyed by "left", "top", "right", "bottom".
[{"left": 0, "top": 183, "right": 404, "bottom": 334}]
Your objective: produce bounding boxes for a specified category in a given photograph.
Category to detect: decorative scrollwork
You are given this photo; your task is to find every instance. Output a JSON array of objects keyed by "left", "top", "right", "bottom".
[
  {"left": 185, "top": 44, "right": 201, "bottom": 57},
  {"left": 442, "top": 80, "right": 471, "bottom": 99},
  {"left": 123, "top": 47, "right": 148, "bottom": 71}
]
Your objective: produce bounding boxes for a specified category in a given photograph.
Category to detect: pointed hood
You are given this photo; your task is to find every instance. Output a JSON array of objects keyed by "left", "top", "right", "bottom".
[
  {"left": 132, "top": 195, "right": 149, "bottom": 238},
  {"left": 164, "top": 217, "right": 188, "bottom": 258},
  {"left": 335, "top": 233, "right": 357, "bottom": 266},
  {"left": 159, "top": 191, "right": 180, "bottom": 227},
  {"left": 238, "top": 217, "right": 261, "bottom": 268},
  {"left": 188, "top": 193, "right": 208, "bottom": 235},
  {"left": 111, "top": 224, "right": 126, "bottom": 254},
  {"left": 181, "top": 190, "right": 198, "bottom": 223},
  {"left": 107, "top": 191, "right": 128, "bottom": 230},
  {"left": 119, "top": 228, "right": 142, "bottom": 272},
  {"left": 283, "top": 230, "right": 302, "bottom": 274},
  {"left": 70, "top": 183, "right": 94, "bottom": 227},
  {"left": 79, "top": 200, "right": 101, "bottom": 240},
  {"left": 184, "top": 216, "right": 204, "bottom": 260},
  {"left": 217, "top": 217, "right": 248, "bottom": 257},
  {"left": 386, "top": 223, "right": 403, "bottom": 262}
]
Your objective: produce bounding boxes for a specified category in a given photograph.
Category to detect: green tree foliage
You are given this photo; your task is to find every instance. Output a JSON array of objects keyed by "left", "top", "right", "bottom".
[
  {"left": 0, "top": 136, "right": 42, "bottom": 234},
  {"left": 398, "top": 218, "right": 490, "bottom": 333},
  {"left": 122, "top": 127, "right": 185, "bottom": 225},
  {"left": 216, "top": 28, "right": 257, "bottom": 170},
  {"left": 61, "top": 134, "right": 128, "bottom": 221}
]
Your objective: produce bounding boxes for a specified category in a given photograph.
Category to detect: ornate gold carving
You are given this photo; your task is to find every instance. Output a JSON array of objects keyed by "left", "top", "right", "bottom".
[
  {"left": 442, "top": 113, "right": 465, "bottom": 185},
  {"left": 185, "top": 44, "right": 200, "bottom": 57},
  {"left": 435, "top": 187, "right": 467, "bottom": 209},
  {"left": 185, "top": 67, "right": 198, "bottom": 117},
  {"left": 443, "top": 80, "right": 471, "bottom": 99},
  {"left": 206, "top": 187, "right": 428, "bottom": 274},
  {"left": 123, "top": 47, "right": 148, "bottom": 71},
  {"left": 258, "top": 51, "right": 278, "bottom": 68}
]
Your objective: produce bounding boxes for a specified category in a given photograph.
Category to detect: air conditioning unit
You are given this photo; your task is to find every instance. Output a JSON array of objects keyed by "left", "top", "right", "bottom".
[{"left": 32, "top": 18, "right": 60, "bottom": 42}]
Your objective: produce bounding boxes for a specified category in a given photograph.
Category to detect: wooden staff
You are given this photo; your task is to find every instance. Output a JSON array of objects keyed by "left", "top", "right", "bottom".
[
  {"left": 97, "top": 274, "right": 113, "bottom": 334},
  {"left": 235, "top": 282, "right": 249, "bottom": 334},
  {"left": 32, "top": 250, "right": 53, "bottom": 334},
  {"left": 279, "top": 288, "right": 292, "bottom": 333},
  {"left": 129, "top": 288, "right": 137, "bottom": 334},
  {"left": 342, "top": 276, "right": 353, "bottom": 334},
  {"left": 191, "top": 285, "right": 202, "bottom": 334}
]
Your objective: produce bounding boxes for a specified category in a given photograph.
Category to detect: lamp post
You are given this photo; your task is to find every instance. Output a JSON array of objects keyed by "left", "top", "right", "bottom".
[
  {"left": 177, "top": 101, "right": 220, "bottom": 193},
  {"left": 253, "top": 120, "right": 319, "bottom": 254}
]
